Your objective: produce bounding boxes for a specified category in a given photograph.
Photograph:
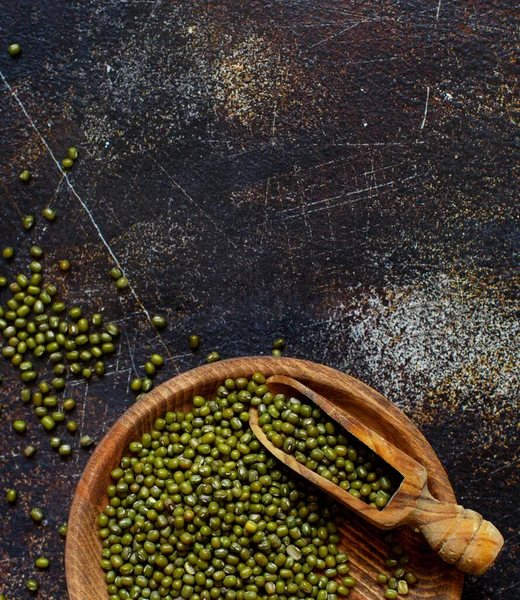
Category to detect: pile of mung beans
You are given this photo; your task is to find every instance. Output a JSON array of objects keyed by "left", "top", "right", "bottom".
[
  {"left": 256, "top": 395, "right": 402, "bottom": 510},
  {"left": 100, "top": 374, "right": 355, "bottom": 600},
  {"left": 0, "top": 245, "right": 124, "bottom": 453},
  {"left": 100, "top": 374, "right": 418, "bottom": 600}
]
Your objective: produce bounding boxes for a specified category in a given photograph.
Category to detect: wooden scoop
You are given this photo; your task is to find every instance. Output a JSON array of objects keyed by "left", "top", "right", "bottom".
[{"left": 249, "top": 375, "right": 503, "bottom": 576}]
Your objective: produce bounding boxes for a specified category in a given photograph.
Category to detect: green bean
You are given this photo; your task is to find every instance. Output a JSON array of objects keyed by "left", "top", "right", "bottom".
[
  {"left": 6, "top": 489, "right": 17, "bottom": 504},
  {"left": 59, "top": 524, "right": 68, "bottom": 536},
  {"left": 109, "top": 267, "right": 122, "bottom": 280},
  {"left": 35, "top": 557, "right": 50, "bottom": 569},
  {"left": 150, "top": 353, "right": 164, "bottom": 367},
  {"left": 53, "top": 363, "right": 67, "bottom": 376},
  {"left": 141, "top": 378, "right": 153, "bottom": 393},
  {"left": 40, "top": 415, "right": 56, "bottom": 431},
  {"left": 94, "top": 361, "right": 105, "bottom": 376},
  {"left": 75, "top": 334, "right": 88, "bottom": 346},
  {"left": 151, "top": 315, "right": 166, "bottom": 328},
  {"left": 68, "top": 147, "right": 79, "bottom": 160},
  {"left": 12, "top": 419, "right": 27, "bottom": 434},
  {"left": 130, "top": 378, "right": 142, "bottom": 392},
  {"left": 106, "top": 323, "right": 119, "bottom": 337},
  {"left": 272, "top": 337, "right": 286, "bottom": 349},
  {"left": 42, "top": 207, "right": 56, "bottom": 221},
  {"left": 79, "top": 349, "right": 92, "bottom": 361},
  {"left": 79, "top": 435, "right": 94, "bottom": 447},
  {"left": 62, "top": 158, "right": 74, "bottom": 168},
  {"left": 8, "top": 43, "right": 22, "bottom": 56},
  {"left": 49, "top": 436, "right": 61, "bottom": 449},
  {"left": 342, "top": 576, "right": 356, "bottom": 588},
  {"left": 397, "top": 580, "right": 409, "bottom": 594},
  {"left": 24, "top": 445, "right": 37, "bottom": 458},
  {"left": 144, "top": 361, "right": 155, "bottom": 376},
  {"left": 30, "top": 507, "right": 44, "bottom": 522},
  {"left": 52, "top": 377, "right": 65, "bottom": 390},
  {"left": 59, "top": 260, "right": 71, "bottom": 271},
  {"left": 30, "top": 245, "right": 43, "bottom": 258},
  {"left": 69, "top": 362, "right": 82, "bottom": 374},
  {"left": 22, "top": 215, "right": 35, "bottom": 230},
  {"left": 2, "top": 247, "right": 14, "bottom": 259},
  {"left": 59, "top": 443, "right": 72, "bottom": 457},
  {"left": 189, "top": 334, "right": 200, "bottom": 349},
  {"left": 68, "top": 306, "right": 82, "bottom": 320},
  {"left": 206, "top": 351, "right": 221, "bottom": 363},
  {"left": 26, "top": 579, "right": 39, "bottom": 592},
  {"left": 43, "top": 393, "right": 56, "bottom": 405},
  {"left": 63, "top": 398, "right": 76, "bottom": 411},
  {"left": 52, "top": 411, "right": 66, "bottom": 423},
  {"left": 19, "top": 169, "right": 31, "bottom": 182},
  {"left": 115, "top": 276, "right": 128, "bottom": 289}
]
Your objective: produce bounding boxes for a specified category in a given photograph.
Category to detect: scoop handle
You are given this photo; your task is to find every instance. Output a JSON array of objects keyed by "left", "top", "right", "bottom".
[{"left": 406, "top": 489, "right": 503, "bottom": 575}]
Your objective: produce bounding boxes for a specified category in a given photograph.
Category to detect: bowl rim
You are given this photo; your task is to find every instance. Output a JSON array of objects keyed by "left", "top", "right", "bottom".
[{"left": 66, "top": 356, "right": 464, "bottom": 600}]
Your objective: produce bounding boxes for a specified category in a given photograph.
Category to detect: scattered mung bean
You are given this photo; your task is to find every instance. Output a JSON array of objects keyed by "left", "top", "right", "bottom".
[
  {"left": 29, "top": 507, "right": 44, "bottom": 522},
  {"left": 6, "top": 489, "right": 17, "bottom": 504},
  {"left": 8, "top": 43, "right": 22, "bottom": 57}
]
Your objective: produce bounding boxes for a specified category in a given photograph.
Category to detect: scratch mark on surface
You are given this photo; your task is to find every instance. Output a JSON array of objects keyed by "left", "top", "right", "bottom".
[
  {"left": 421, "top": 86, "right": 430, "bottom": 129},
  {"left": 280, "top": 171, "right": 417, "bottom": 218},
  {"left": 336, "top": 141, "right": 425, "bottom": 148},
  {"left": 310, "top": 21, "right": 365, "bottom": 49},
  {"left": 46, "top": 173, "right": 66, "bottom": 209},
  {"left": 0, "top": 69, "right": 175, "bottom": 361},
  {"left": 147, "top": 0, "right": 163, "bottom": 22},
  {"left": 125, "top": 329, "right": 139, "bottom": 378},
  {"left": 271, "top": 100, "right": 278, "bottom": 143},
  {"left": 436, "top": 0, "right": 442, "bottom": 20},
  {"left": 278, "top": 182, "right": 298, "bottom": 277},
  {"left": 153, "top": 159, "right": 238, "bottom": 249},
  {"left": 485, "top": 457, "right": 520, "bottom": 478},
  {"left": 78, "top": 382, "right": 89, "bottom": 436},
  {"left": 101, "top": 403, "right": 109, "bottom": 436}
]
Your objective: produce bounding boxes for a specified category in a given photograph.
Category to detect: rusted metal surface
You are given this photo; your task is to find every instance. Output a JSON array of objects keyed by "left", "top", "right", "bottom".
[{"left": 0, "top": 1, "right": 518, "bottom": 598}]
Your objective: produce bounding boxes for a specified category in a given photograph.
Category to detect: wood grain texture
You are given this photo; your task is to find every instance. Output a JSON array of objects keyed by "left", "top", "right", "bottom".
[
  {"left": 409, "top": 492, "right": 504, "bottom": 576},
  {"left": 66, "top": 357, "right": 464, "bottom": 600},
  {"left": 250, "top": 375, "right": 503, "bottom": 574}
]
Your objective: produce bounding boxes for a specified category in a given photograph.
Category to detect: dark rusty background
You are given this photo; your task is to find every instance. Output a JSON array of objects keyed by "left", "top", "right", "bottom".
[{"left": 0, "top": 1, "right": 519, "bottom": 598}]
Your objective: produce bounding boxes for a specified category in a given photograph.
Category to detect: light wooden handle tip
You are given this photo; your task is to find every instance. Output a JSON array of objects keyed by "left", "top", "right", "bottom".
[
  {"left": 417, "top": 504, "right": 503, "bottom": 575},
  {"left": 449, "top": 516, "right": 503, "bottom": 575}
]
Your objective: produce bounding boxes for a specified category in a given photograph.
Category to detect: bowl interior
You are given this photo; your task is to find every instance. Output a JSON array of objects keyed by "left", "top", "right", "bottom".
[{"left": 66, "top": 357, "right": 463, "bottom": 600}]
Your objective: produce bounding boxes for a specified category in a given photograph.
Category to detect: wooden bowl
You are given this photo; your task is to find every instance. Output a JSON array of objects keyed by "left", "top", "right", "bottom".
[{"left": 66, "top": 357, "right": 464, "bottom": 600}]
